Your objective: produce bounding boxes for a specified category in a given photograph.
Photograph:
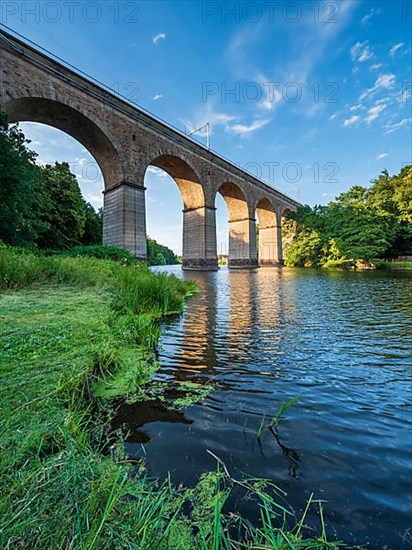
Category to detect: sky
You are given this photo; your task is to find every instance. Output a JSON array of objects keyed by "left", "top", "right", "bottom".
[{"left": 1, "top": 0, "right": 411, "bottom": 254}]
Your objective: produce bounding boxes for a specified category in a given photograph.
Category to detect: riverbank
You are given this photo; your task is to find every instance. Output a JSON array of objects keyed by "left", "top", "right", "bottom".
[
  {"left": 0, "top": 248, "right": 342, "bottom": 548},
  {"left": 381, "top": 260, "right": 412, "bottom": 270}
]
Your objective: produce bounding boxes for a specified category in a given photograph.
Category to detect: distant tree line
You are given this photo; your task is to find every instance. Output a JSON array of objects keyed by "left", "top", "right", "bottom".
[
  {"left": 0, "top": 113, "right": 180, "bottom": 266},
  {"left": 147, "top": 238, "right": 179, "bottom": 266},
  {"left": 284, "top": 165, "right": 412, "bottom": 267}
]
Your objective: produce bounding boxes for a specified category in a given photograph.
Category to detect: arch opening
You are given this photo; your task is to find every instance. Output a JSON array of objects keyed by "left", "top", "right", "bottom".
[
  {"left": 144, "top": 155, "right": 217, "bottom": 270},
  {"left": 217, "top": 182, "right": 257, "bottom": 268},
  {"left": 5, "top": 97, "right": 122, "bottom": 188},
  {"left": 3, "top": 119, "right": 105, "bottom": 249},
  {"left": 255, "top": 198, "right": 281, "bottom": 266},
  {"left": 148, "top": 154, "right": 205, "bottom": 210}
]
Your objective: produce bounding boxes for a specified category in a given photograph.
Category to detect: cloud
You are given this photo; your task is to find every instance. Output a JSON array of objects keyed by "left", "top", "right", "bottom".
[
  {"left": 147, "top": 166, "right": 168, "bottom": 177},
  {"left": 384, "top": 118, "right": 412, "bottom": 134},
  {"left": 350, "top": 104, "right": 363, "bottom": 111},
  {"left": 361, "top": 7, "right": 381, "bottom": 24},
  {"left": 228, "top": 119, "right": 270, "bottom": 136},
  {"left": 152, "top": 94, "right": 163, "bottom": 101},
  {"left": 370, "top": 63, "right": 383, "bottom": 71},
  {"left": 329, "top": 113, "right": 338, "bottom": 120},
  {"left": 359, "top": 73, "right": 396, "bottom": 100},
  {"left": 255, "top": 75, "right": 283, "bottom": 111},
  {"left": 152, "top": 33, "right": 166, "bottom": 44},
  {"left": 350, "top": 41, "right": 373, "bottom": 62},
  {"left": 376, "top": 152, "right": 388, "bottom": 160},
  {"left": 364, "top": 104, "right": 386, "bottom": 124},
  {"left": 343, "top": 115, "right": 360, "bottom": 127},
  {"left": 389, "top": 43, "right": 404, "bottom": 57}
]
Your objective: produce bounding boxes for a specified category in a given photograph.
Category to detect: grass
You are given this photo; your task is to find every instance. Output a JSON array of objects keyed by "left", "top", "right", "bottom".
[{"left": 0, "top": 247, "right": 344, "bottom": 548}]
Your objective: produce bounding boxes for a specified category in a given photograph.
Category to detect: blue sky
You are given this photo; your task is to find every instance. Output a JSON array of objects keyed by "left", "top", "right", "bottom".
[{"left": 2, "top": 0, "right": 411, "bottom": 253}]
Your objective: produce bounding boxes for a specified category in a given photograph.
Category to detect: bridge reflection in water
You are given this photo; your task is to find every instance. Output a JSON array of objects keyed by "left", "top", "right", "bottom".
[{"left": 115, "top": 266, "right": 412, "bottom": 549}]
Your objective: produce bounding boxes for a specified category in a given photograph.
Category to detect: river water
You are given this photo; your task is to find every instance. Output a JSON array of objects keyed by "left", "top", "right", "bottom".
[{"left": 117, "top": 266, "right": 412, "bottom": 548}]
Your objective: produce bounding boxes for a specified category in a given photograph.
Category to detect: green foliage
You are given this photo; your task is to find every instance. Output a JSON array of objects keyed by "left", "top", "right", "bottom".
[
  {"left": 0, "top": 113, "right": 103, "bottom": 250},
  {"left": 284, "top": 166, "right": 412, "bottom": 267},
  {"left": 82, "top": 203, "right": 103, "bottom": 245},
  {"left": 37, "top": 162, "right": 86, "bottom": 249},
  {"left": 64, "top": 244, "right": 136, "bottom": 263},
  {"left": 0, "top": 113, "right": 48, "bottom": 246},
  {"left": 147, "top": 237, "right": 180, "bottom": 266}
]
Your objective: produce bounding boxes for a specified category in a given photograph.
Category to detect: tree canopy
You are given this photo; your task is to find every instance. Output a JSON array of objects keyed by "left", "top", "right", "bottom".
[
  {"left": 283, "top": 165, "right": 412, "bottom": 267},
  {"left": 0, "top": 114, "right": 103, "bottom": 250}
]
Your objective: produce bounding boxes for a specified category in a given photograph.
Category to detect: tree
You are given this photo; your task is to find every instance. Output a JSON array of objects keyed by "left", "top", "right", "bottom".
[
  {"left": 147, "top": 237, "right": 179, "bottom": 266},
  {"left": 325, "top": 204, "right": 391, "bottom": 261},
  {"left": 0, "top": 113, "right": 48, "bottom": 246},
  {"left": 82, "top": 203, "right": 102, "bottom": 245},
  {"left": 38, "top": 162, "right": 86, "bottom": 249}
]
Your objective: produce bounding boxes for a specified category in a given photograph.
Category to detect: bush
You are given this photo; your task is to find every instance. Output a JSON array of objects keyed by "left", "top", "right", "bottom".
[
  {"left": 322, "top": 258, "right": 355, "bottom": 269},
  {"left": 64, "top": 245, "right": 136, "bottom": 263}
]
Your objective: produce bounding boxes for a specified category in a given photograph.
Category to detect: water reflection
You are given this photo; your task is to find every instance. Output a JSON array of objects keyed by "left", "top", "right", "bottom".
[{"left": 117, "top": 266, "right": 412, "bottom": 548}]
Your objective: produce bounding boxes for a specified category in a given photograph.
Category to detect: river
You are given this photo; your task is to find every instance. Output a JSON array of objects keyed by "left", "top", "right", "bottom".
[{"left": 116, "top": 266, "right": 412, "bottom": 548}]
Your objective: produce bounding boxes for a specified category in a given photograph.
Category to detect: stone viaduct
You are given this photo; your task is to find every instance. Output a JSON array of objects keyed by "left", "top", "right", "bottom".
[{"left": 0, "top": 29, "right": 300, "bottom": 270}]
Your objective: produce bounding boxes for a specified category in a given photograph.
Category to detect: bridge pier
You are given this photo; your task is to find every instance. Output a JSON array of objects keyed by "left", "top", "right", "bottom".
[
  {"left": 228, "top": 218, "right": 258, "bottom": 269},
  {"left": 103, "top": 182, "right": 147, "bottom": 260},
  {"left": 182, "top": 206, "right": 218, "bottom": 271},
  {"left": 258, "top": 224, "right": 283, "bottom": 266}
]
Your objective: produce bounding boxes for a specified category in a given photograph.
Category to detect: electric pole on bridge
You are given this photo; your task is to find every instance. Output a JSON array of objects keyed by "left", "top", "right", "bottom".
[{"left": 187, "top": 122, "right": 210, "bottom": 149}]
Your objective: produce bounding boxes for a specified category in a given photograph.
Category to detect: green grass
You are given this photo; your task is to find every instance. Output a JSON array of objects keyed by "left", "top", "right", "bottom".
[{"left": 0, "top": 247, "right": 343, "bottom": 549}]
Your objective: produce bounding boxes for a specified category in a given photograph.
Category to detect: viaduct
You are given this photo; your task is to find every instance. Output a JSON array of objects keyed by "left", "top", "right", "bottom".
[{"left": 0, "top": 29, "right": 300, "bottom": 270}]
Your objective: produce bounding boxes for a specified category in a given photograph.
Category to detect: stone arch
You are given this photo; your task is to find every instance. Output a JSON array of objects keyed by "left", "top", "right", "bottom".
[
  {"left": 143, "top": 154, "right": 217, "bottom": 270},
  {"left": 216, "top": 182, "right": 250, "bottom": 222},
  {"left": 144, "top": 153, "right": 205, "bottom": 209},
  {"left": 282, "top": 207, "right": 292, "bottom": 219},
  {"left": 3, "top": 97, "right": 123, "bottom": 188},
  {"left": 255, "top": 198, "right": 281, "bottom": 266},
  {"left": 217, "top": 182, "right": 257, "bottom": 268}
]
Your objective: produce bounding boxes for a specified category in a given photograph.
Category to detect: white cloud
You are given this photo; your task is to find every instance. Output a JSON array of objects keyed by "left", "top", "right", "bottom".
[
  {"left": 152, "top": 33, "right": 166, "bottom": 44},
  {"left": 370, "top": 63, "right": 383, "bottom": 71},
  {"left": 365, "top": 104, "right": 386, "bottom": 124},
  {"left": 359, "top": 73, "right": 396, "bottom": 100},
  {"left": 389, "top": 43, "right": 404, "bottom": 57},
  {"left": 343, "top": 115, "right": 360, "bottom": 127},
  {"left": 74, "top": 157, "right": 87, "bottom": 167},
  {"left": 183, "top": 103, "right": 237, "bottom": 138},
  {"left": 376, "top": 152, "right": 388, "bottom": 160},
  {"left": 375, "top": 96, "right": 391, "bottom": 105},
  {"left": 147, "top": 166, "right": 168, "bottom": 177},
  {"left": 329, "top": 113, "right": 338, "bottom": 120},
  {"left": 229, "top": 119, "right": 270, "bottom": 136},
  {"left": 350, "top": 104, "right": 363, "bottom": 111},
  {"left": 350, "top": 41, "right": 373, "bottom": 62},
  {"left": 384, "top": 118, "right": 412, "bottom": 134},
  {"left": 152, "top": 94, "right": 163, "bottom": 101},
  {"left": 361, "top": 8, "right": 381, "bottom": 25}
]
